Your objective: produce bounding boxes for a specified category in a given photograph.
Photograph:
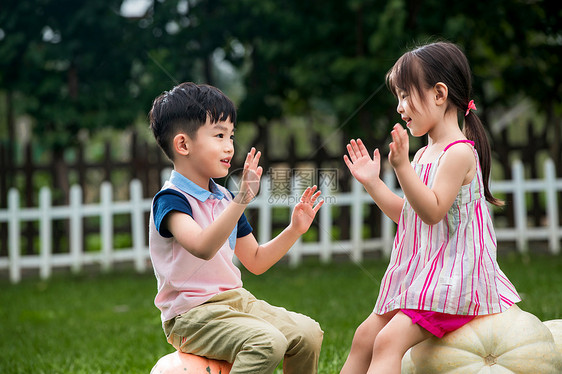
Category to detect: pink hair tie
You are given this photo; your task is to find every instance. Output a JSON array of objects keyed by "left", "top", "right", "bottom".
[{"left": 465, "top": 100, "right": 477, "bottom": 116}]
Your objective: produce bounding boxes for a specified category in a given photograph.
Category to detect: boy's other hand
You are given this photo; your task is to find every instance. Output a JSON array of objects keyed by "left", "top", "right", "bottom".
[
  {"left": 290, "top": 186, "right": 323, "bottom": 235},
  {"left": 235, "top": 147, "right": 263, "bottom": 204}
]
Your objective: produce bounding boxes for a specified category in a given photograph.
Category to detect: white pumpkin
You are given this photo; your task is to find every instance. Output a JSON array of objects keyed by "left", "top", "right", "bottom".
[
  {"left": 543, "top": 319, "right": 562, "bottom": 356},
  {"left": 401, "top": 348, "right": 415, "bottom": 374},
  {"left": 403, "top": 305, "right": 562, "bottom": 373}
]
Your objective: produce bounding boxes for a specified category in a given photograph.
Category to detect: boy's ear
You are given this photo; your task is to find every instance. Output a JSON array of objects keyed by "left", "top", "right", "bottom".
[
  {"left": 173, "top": 133, "right": 191, "bottom": 156},
  {"left": 433, "top": 82, "right": 448, "bottom": 105}
]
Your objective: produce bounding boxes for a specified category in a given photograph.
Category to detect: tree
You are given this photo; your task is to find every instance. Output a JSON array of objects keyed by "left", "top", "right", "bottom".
[
  {"left": 2, "top": 0, "right": 560, "bottom": 189},
  {"left": 1, "top": 0, "right": 142, "bottom": 197},
  {"left": 219, "top": 0, "right": 561, "bottom": 173}
]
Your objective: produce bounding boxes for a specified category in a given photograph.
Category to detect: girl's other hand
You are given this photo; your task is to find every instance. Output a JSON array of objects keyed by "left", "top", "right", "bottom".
[
  {"left": 343, "top": 139, "right": 381, "bottom": 186},
  {"left": 388, "top": 124, "right": 410, "bottom": 170}
]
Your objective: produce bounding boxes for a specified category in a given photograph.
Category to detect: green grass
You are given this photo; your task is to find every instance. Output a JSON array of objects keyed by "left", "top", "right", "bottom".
[{"left": 1, "top": 252, "right": 561, "bottom": 373}]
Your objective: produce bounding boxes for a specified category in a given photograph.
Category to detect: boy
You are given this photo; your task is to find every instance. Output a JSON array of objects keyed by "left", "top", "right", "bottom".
[{"left": 148, "top": 82, "right": 324, "bottom": 374}]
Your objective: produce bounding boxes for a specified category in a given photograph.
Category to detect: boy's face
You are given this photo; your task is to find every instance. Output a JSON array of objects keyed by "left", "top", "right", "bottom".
[{"left": 184, "top": 117, "right": 235, "bottom": 183}]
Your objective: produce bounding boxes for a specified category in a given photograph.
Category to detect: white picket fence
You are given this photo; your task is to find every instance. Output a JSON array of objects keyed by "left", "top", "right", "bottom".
[{"left": 0, "top": 159, "right": 560, "bottom": 283}]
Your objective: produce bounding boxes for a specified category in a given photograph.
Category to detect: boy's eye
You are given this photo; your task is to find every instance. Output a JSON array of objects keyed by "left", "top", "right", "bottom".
[{"left": 216, "top": 133, "right": 224, "bottom": 138}]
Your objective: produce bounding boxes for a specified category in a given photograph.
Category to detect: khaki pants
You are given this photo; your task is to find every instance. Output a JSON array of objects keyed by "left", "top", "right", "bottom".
[{"left": 163, "top": 288, "right": 323, "bottom": 374}]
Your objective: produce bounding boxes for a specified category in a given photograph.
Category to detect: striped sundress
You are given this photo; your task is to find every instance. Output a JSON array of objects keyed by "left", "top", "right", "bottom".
[{"left": 373, "top": 140, "right": 520, "bottom": 316}]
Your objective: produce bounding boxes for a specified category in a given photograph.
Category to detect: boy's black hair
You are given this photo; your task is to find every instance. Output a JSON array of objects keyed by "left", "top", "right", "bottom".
[{"left": 149, "top": 82, "right": 237, "bottom": 160}]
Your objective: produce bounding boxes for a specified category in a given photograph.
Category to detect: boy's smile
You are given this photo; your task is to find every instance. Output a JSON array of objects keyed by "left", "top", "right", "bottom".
[{"left": 220, "top": 157, "right": 232, "bottom": 168}]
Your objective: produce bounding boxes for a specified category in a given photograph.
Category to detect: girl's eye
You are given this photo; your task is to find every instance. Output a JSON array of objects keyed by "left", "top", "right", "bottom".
[
  {"left": 230, "top": 135, "right": 235, "bottom": 141},
  {"left": 216, "top": 133, "right": 224, "bottom": 138}
]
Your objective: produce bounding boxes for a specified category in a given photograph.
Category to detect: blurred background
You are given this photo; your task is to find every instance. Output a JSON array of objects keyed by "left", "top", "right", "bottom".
[
  {"left": 1, "top": 0, "right": 561, "bottom": 265},
  {"left": 1, "top": 2, "right": 561, "bottom": 372}
]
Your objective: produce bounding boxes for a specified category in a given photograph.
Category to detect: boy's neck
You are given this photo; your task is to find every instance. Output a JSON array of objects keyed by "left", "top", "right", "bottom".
[{"left": 173, "top": 165, "right": 212, "bottom": 191}]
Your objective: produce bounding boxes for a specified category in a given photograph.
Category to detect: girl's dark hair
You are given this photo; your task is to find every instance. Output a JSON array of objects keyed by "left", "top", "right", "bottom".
[
  {"left": 149, "top": 82, "right": 236, "bottom": 160},
  {"left": 386, "top": 42, "right": 503, "bottom": 206}
]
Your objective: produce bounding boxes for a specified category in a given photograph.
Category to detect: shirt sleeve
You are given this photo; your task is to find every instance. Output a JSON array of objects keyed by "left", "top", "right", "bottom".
[
  {"left": 237, "top": 213, "right": 253, "bottom": 238},
  {"left": 154, "top": 188, "right": 253, "bottom": 239},
  {"left": 152, "top": 189, "right": 192, "bottom": 238},
  {"left": 226, "top": 189, "right": 253, "bottom": 238}
]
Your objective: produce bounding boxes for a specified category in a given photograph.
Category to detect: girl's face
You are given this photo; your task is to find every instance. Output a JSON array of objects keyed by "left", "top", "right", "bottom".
[{"left": 395, "top": 86, "right": 439, "bottom": 137}]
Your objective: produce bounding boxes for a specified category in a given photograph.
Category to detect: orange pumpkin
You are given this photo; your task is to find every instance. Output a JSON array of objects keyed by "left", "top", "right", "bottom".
[{"left": 151, "top": 351, "right": 232, "bottom": 374}]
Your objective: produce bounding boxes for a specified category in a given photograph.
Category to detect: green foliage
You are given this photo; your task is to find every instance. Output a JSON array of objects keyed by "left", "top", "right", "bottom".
[
  {"left": 1, "top": 0, "right": 560, "bottom": 165},
  {"left": 1, "top": 0, "right": 141, "bottom": 149}
]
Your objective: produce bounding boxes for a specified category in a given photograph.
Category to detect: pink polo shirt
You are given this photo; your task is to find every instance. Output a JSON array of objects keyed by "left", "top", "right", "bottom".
[{"left": 149, "top": 171, "right": 252, "bottom": 322}]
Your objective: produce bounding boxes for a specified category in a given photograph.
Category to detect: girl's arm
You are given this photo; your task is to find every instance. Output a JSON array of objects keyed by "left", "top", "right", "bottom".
[
  {"left": 166, "top": 148, "right": 262, "bottom": 260},
  {"left": 344, "top": 139, "right": 404, "bottom": 223},
  {"left": 235, "top": 186, "right": 323, "bottom": 275},
  {"left": 389, "top": 125, "right": 475, "bottom": 225}
]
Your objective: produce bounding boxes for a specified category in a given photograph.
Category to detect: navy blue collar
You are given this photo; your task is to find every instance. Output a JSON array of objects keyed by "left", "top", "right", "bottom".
[{"left": 169, "top": 170, "right": 225, "bottom": 202}]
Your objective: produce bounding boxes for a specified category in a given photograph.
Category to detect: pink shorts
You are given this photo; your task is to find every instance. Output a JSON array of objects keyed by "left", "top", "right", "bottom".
[{"left": 401, "top": 309, "right": 475, "bottom": 338}]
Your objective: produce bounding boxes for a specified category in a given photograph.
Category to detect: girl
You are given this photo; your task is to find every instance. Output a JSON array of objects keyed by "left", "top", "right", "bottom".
[{"left": 340, "top": 42, "right": 521, "bottom": 374}]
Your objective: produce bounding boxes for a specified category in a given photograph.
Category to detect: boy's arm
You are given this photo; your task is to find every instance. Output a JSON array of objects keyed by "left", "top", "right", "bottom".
[
  {"left": 344, "top": 139, "right": 404, "bottom": 223},
  {"left": 166, "top": 201, "right": 248, "bottom": 260},
  {"left": 235, "top": 186, "right": 323, "bottom": 275},
  {"left": 167, "top": 148, "right": 263, "bottom": 260}
]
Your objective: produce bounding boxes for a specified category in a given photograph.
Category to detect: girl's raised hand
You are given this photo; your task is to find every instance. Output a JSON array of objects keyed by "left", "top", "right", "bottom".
[
  {"left": 290, "top": 186, "right": 323, "bottom": 235},
  {"left": 388, "top": 124, "right": 410, "bottom": 170},
  {"left": 343, "top": 139, "right": 381, "bottom": 186},
  {"left": 236, "top": 147, "right": 263, "bottom": 204}
]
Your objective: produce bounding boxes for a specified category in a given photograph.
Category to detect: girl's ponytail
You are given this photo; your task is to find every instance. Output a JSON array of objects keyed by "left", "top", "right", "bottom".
[{"left": 463, "top": 111, "right": 504, "bottom": 206}]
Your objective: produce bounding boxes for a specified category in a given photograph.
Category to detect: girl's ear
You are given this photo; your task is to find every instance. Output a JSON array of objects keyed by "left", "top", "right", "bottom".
[
  {"left": 173, "top": 133, "right": 190, "bottom": 156},
  {"left": 433, "top": 82, "right": 448, "bottom": 105}
]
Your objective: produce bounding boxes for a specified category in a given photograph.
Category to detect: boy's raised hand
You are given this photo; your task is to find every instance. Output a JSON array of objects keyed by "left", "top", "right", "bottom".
[
  {"left": 235, "top": 147, "right": 263, "bottom": 204},
  {"left": 290, "top": 186, "right": 323, "bottom": 235},
  {"left": 343, "top": 139, "right": 381, "bottom": 186}
]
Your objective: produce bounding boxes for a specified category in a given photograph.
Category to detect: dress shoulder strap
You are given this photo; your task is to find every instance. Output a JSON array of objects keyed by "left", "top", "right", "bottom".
[
  {"left": 443, "top": 139, "right": 475, "bottom": 153},
  {"left": 413, "top": 145, "right": 428, "bottom": 163},
  {"left": 440, "top": 139, "right": 484, "bottom": 193}
]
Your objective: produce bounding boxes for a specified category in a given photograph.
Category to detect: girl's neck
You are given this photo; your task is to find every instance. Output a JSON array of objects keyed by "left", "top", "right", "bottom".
[
  {"left": 416, "top": 115, "right": 466, "bottom": 164},
  {"left": 426, "top": 115, "right": 465, "bottom": 149}
]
